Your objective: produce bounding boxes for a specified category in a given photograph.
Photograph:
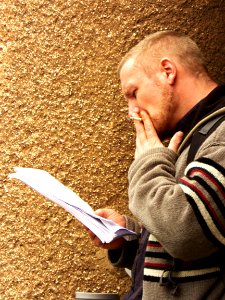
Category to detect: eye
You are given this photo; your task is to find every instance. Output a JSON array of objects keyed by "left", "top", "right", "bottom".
[
  {"left": 124, "top": 87, "right": 137, "bottom": 101},
  {"left": 132, "top": 89, "right": 137, "bottom": 99}
]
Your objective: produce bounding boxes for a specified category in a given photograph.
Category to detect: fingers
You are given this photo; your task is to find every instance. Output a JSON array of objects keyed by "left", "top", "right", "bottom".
[
  {"left": 94, "top": 209, "right": 126, "bottom": 228},
  {"left": 86, "top": 208, "right": 127, "bottom": 249},
  {"left": 88, "top": 231, "right": 104, "bottom": 248},
  {"left": 86, "top": 228, "right": 104, "bottom": 247},
  {"left": 94, "top": 208, "right": 112, "bottom": 219},
  {"left": 140, "top": 111, "right": 161, "bottom": 145},
  {"left": 131, "top": 111, "right": 163, "bottom": 159},
  {"left": 131, "top": 110, "right": 184, "bottom": 157},
  {"left": 87, "top": 228, "right": 125, "bottom": 250},
  {"left": 168, "top": 131, "right": 184, "bottom": 153}
]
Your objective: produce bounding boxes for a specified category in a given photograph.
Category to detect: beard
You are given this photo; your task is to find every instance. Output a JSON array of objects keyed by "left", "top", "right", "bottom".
[{"left": 153, "top": 86, "right": 176, "bottom": 141}]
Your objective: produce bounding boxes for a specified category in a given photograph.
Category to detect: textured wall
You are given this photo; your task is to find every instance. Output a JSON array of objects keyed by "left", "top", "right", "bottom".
[{"left": 0, "top": 0, "right": 224, "bottom": 299}]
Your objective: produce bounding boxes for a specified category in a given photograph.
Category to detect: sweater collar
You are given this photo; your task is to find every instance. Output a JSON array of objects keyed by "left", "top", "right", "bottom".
[{"left": 174, "top": 84, "right": 225, "bottom": 138}]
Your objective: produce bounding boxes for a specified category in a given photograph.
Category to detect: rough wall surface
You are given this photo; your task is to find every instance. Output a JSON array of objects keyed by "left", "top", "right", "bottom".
[{"left": 0, "top": 0, "right": 224, "bottom": 299}]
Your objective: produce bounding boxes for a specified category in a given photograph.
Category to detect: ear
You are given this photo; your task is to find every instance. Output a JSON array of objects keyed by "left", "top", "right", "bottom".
[{"left": 160, "top": 58, "right": 176, "bottom": 85}]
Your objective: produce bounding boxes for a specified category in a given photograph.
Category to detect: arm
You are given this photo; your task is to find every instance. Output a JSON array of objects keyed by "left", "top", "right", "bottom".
[
  {"left": 129, "top": 110, "right": 225, "bottom": 260},
  {"left": 108, "top": 215, "right": 141, "bottom": 269}
]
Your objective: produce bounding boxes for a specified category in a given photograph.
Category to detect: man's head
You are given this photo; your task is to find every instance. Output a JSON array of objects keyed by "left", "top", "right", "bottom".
[
  {"left": 119, "top": 31, "right": 208, "bottom": 77},
  {"left": 119, "top": 31, "right": 215, "bottom": 139}
]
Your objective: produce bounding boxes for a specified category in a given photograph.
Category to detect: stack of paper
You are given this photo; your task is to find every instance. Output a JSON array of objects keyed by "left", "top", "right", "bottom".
[{"left": 9, "top": 167, "right": 136, "bottom": 243}]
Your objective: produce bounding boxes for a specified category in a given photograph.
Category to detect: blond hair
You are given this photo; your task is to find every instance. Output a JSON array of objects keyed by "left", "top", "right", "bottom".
[{"left": 118, "top": 31, "right": 208, "bottom": 76}]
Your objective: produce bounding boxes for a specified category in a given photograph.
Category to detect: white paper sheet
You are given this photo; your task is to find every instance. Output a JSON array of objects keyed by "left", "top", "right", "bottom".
[{"left": 9, "top": 167, "right": 136, "bottom": 243}]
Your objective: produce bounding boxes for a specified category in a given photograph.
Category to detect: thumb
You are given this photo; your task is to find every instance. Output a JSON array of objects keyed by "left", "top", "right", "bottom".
[{"left": 168, "top": 131, "right": 184, "bottom": 153}]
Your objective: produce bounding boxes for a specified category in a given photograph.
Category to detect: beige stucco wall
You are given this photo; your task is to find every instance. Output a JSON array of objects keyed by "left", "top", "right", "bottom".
[{"left": 0, "top": 0, "right": 224, "bottom": 299}]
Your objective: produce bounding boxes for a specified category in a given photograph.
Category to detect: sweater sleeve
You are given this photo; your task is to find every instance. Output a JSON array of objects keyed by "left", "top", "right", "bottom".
[
  {"left": 108, "top": 216, "right": 141, "bottom": 269},
  {"left": 128, "top": 141, "right": 225, "bottom": 261},
  {"left": 108, "top": 239, "right": 139, "bottom": 269}
]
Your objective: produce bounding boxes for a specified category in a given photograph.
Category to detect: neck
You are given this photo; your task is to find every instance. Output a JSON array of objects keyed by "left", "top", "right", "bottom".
[{"left": 174, "top": 75, "right": 218, "bottom": 123}]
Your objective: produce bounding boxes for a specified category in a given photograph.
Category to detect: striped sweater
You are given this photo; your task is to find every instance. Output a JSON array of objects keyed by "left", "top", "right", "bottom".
[
  {"left": 128, "top": 110, "right": 225, "bottom": 299},
  {"left": 109, "top": 85, "right": 225, "bottom": 299}
]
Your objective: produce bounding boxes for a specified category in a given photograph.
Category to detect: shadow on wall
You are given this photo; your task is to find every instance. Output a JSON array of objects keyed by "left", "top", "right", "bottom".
[
  {"left": 191, "top": 0, "right": 225, "bottom": 83},
  {"left": 121, "top": 0, "right": 225, "bottom": 83}
]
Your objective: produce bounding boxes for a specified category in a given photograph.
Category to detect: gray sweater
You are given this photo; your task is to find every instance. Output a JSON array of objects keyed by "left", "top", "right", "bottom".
[
  {"left": 128, "top": 112, "right": 225, "bottom": 299},
  {"left": 109, "top": 87, "right": 225, "bottom": 299}
]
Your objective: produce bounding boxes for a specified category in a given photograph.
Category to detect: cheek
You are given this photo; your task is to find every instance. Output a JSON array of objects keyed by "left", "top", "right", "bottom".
[
  {"left": 138, "top": 93, "right": 158, "bottom": 116},
  {"left": 137, "top": 84, "right": 162, "bottom": 114},
  {"left": 137, "top": 92, "right": 151, "bottom": 109}
]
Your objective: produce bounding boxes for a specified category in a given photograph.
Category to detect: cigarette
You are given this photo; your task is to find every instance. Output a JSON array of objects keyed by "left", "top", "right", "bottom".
[{"left": 128, "top": 116, "right": 143, "bottom": 121}]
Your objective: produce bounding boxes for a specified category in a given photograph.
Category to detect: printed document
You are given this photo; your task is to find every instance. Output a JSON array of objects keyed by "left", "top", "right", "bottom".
[{"left": 9, "top": 167, "right": 136, "bottom": 243}]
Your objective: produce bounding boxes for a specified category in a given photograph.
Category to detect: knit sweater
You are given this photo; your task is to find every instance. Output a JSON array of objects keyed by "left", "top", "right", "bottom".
[{"left": 109, "top": 85, "right": 225, "bottom": 299}]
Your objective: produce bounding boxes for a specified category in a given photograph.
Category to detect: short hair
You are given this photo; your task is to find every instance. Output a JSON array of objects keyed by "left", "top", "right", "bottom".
[{"left": 118, "top": 31, "right": 208, "bottom": 76}]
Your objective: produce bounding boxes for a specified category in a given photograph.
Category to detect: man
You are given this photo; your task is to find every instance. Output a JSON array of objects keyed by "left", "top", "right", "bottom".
[{"left": 88, "top": 31, "right": 225, "bottom": 299}]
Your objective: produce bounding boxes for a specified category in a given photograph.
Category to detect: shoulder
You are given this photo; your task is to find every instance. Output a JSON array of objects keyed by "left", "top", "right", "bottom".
[{"left": 194, "top": 119, "right": 225, "bottom": 164}]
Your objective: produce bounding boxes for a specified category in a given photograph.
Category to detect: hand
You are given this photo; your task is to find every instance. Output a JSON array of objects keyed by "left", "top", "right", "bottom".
[
  {"left": 132, "top": 110, "right": 183, "bottom": 159},
  {"left": 87, "top": 208, "right": 126, "bottom": 250}
]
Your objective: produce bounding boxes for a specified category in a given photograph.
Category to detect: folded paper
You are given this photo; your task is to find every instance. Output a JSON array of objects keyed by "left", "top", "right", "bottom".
[{"left": 9, "top": 167, "right": 136, "bottom": 243}]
